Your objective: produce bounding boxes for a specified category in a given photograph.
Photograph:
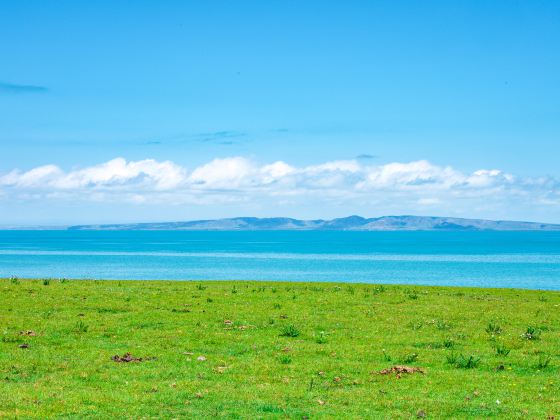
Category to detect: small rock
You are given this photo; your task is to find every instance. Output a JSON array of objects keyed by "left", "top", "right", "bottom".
[{"left": 197, "top": 356, "right": 207, "bottom": 361}]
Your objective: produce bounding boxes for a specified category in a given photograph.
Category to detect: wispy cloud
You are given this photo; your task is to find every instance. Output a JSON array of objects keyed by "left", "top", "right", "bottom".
[
  {"left": 142, "top": 130, "right": 248, "bottom": 147},
  {"left": 1, "top": 157, "right": 559, "bottom": 215},
  {"left": 0, "top": 81, "right": 48, "bottom": 94},
  {"left": 356, "top": 154, "right": 377, "bottom": 160},
  {"left": 192, "top": 130, "right": 247, "bottom": 145}
]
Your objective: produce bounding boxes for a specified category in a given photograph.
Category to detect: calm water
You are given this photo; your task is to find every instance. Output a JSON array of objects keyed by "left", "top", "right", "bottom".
[{"left": 1, "top": 230, "right": 560, "bottom": 290}]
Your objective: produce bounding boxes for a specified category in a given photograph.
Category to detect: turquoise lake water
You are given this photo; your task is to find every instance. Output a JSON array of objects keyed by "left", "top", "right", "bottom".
[{"left": 1, "top": 230, "right": 559, "bottom": 290}]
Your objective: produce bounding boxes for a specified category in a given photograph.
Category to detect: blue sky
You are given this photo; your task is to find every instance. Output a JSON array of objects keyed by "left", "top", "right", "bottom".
[{"left": 1, "top": 1, "right": 560, "bottom": 224}]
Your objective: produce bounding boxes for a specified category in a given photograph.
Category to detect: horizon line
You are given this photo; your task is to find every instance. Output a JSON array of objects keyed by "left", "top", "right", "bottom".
[{"left": 2, "top": 214, "right": 560, "bottom": 230}]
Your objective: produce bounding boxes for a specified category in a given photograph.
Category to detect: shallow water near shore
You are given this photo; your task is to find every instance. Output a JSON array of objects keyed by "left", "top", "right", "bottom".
[{"left": 1, "top": 230, "right": 560, "bottom": 290}]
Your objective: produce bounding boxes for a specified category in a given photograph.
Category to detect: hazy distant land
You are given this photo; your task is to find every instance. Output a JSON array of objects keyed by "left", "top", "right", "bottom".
[{"left": 62, "top": 215, "right": 560, "bottom": 231}]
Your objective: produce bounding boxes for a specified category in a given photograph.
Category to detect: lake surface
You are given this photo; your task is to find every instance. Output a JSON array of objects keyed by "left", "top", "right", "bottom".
[{"left": 1, "top": 230, "right": 560, "bottom": 290}]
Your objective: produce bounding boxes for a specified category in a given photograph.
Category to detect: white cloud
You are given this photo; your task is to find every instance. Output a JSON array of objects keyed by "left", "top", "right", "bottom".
[
  {"left": 417, "top": 198, "right": 442, "bottom": 206},
  {"left": 1, "top": 157, "right": 559, "bottom": 216},
  {"left": 304, "top": 160, "right": 361, "bottom": 174},
  {"left": 1, "top": 158, "right": 186, "bottom": 191},
  {"left": 1, "top": 164, "right": 63, "bottom": 187},
  {"left": 358, "top": 160, "right": 459, "bottom": 189},
  {"left": 188, "top": 157, "right": 253, "bottom": 189},
  {"left": 57, "top": 158, "right": 186, "bottom": 190},
  {"left": 261, "top": 161, "right": 295, "bottom": 182}
]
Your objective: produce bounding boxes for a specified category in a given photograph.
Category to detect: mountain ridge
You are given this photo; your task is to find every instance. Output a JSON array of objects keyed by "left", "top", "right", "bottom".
[{"left": 66, "top": 215, "right": 560, "bottom": 231}]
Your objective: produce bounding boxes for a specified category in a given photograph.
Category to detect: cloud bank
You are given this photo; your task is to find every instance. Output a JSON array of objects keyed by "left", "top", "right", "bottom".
[{"left": 1, "top": 157, "right": 559, "bottom": 214}]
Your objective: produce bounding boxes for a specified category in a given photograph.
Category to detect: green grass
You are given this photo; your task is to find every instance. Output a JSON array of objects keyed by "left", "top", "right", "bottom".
[{"left": 1, "top": 279, "right": 559, "bottom": 418}]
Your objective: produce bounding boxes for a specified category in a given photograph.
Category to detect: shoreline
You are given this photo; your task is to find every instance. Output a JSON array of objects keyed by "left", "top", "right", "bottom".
[{"left": 4, "top": 277, "right": 560, "bottom": 293}]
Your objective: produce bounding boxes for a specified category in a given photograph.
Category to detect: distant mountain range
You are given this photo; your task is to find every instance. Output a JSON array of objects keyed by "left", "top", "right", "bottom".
[{"left": 67, "top": 216, "right": 560, "bottom": 231}]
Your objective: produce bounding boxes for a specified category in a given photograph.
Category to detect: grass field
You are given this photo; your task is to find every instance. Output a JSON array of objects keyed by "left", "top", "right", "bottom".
[{"left": 1, "top": 278, "right": 559, "bottom": 418}]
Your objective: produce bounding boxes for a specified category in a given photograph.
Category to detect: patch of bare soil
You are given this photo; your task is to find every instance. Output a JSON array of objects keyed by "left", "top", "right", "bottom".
[
  {"left": 111, "top": 353, "right": 155, "bottom": 363},
  {"left": 375, "top": 365, "right": 425, "bottom": 378}
]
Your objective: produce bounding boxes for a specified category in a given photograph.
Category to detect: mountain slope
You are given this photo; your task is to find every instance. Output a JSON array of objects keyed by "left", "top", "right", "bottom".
[{"left": 68, "top": 216, "right": 560, "bottom": 231}]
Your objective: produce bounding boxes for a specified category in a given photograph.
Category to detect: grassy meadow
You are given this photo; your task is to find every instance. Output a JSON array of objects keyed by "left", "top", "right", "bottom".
[{"left": 1, "top": 278, "right": 559, "bottom": 418}]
